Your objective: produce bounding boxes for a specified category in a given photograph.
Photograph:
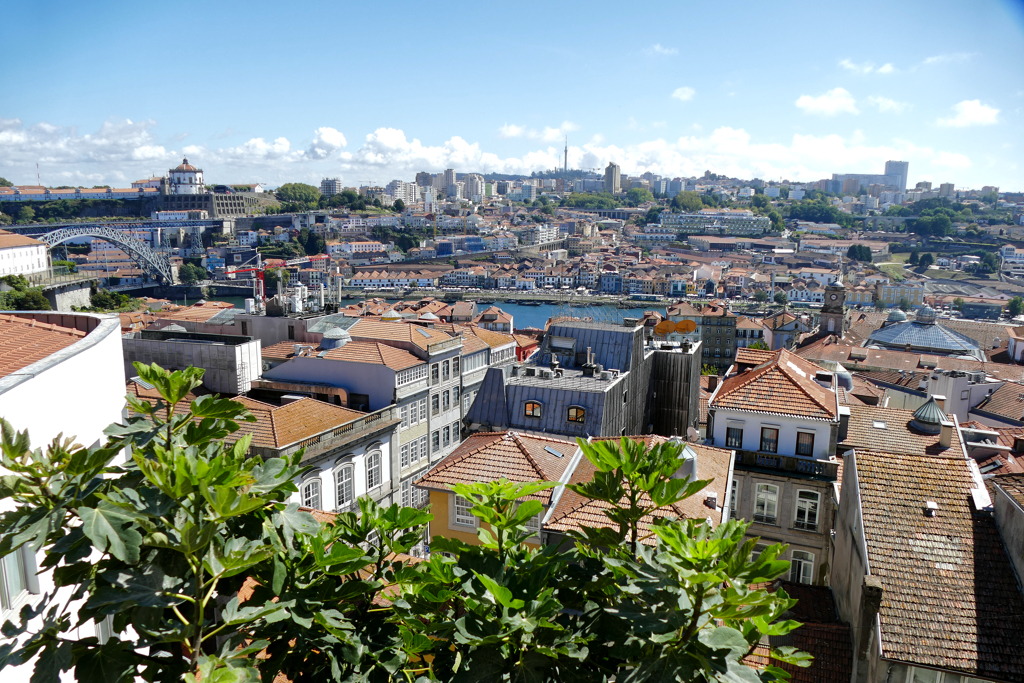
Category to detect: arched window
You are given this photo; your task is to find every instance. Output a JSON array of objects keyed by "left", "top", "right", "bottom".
[
  {"left": 336, "top": 465, "right": 353, "bottom": 510},
  {"left": 524, "top": 401, "right": 542, "bottom": 418},
  {"left": 366, "top": 451, "right": 382, "bottom": 490},
  {"left": 567, "top": 406, "right": 585, "bottom": 423},
  {"left": 301, "top": 478, "right": 321, "bottom": 510}
]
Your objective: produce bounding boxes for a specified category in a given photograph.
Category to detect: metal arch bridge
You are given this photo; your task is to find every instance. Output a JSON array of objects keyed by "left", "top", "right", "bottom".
[{"left": 38, "top": 226, "right": 175, "bottom": 284}]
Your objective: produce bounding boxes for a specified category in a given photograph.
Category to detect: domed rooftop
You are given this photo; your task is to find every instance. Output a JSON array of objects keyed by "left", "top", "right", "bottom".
[
  {"left": 419, "top": 311, "right": 439, "bottom": 321},
  {"left": 162, "top": 323, "right": 187, "bottom": 333},
  {"left": 866, "top": 307, "right": 983, "bottom": 359},
  {"left": 173, "top": 157, "right": 200, "bottom": 172},
  {"left": 886, "top": 308, "right": 908, "bottom": 323},
  {"left": 916, "top": 306, "right": 938, "bottom": 324},
  {"left": 323, "top": 327, "right": 351, "bottom": 340},
  {"left": 381, "top": 309, "right": 403, "bottom": 321},
  {"left": 910, "top": 396, "right": 946, "bottom": 434}
]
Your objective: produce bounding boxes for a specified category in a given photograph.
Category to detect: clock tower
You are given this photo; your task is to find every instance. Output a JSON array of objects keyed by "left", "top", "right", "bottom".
[{"left": 820, "top": 280, "right": 846, "bottom": 337}]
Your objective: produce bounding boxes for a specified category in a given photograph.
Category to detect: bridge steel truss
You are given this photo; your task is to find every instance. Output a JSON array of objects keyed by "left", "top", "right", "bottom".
[{"left": 38, "top": 226, "right": 176, "bottom": 284}]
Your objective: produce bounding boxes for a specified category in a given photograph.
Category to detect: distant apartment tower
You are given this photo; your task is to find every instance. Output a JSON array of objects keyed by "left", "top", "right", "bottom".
[
  {"left": 604, "top": 162, "right": 621, "bottom": 194},
  {"left": 938, "top": 182, "right": 955, "bottom": 198},
  {"left": 386, "top": 180, "right": 420, "bottom": 205},
  {"left": 320, "top": 178, "right": 343, "bottom": 197},
  {"left": 463, "top": 174, "right": 484, "bottom": 202},
  {"left": 884, "top": 160, "right": 909, "bottom": 192},
  {"left": 442, "top": 168, "right": 457, "bottom": 189},
  {"left": 415, "top": 171, "right": 432, "bottom": 187}
]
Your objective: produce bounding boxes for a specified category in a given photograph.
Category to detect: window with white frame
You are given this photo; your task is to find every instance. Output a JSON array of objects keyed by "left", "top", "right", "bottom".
[
  {"left": 431, "top": 394, "right": 440, "bottom": 416},
  {"left": 418, "top": 435, "right": 428, "bottom": 463},
  {"left": 443, "top": 426, "right": 451, "bottom": 447},
  {"left": 400, "top": 405, "right": 410, "bottom": 429},
  {"left": 301, "top": 478, "right": 321, "bottom": 509},
  {"left": 903, "top": 668, "right": 980, "bottom": 683},
  {"left": 432, "top": 431, "right": 440, "bottom": 453},
  {"left": 452, "top": 357, "right": 460, "bottom": 375},
  {"left": 795, "top": 431, "right": 815, "bottom": 457},
  {"left": 753, "top": 483, "right": 778, "bottom": 524},
  {"left": 729, "top": 480, "right": 739, "bottom": 514},
  {"left": 793, "top": 490, "right": 819, "bottom": 531},
  {"left": 749, "top": 542, "right": 769, "bottom": 562},
  {"left": 400, "top": 443, "right": 410, "bottom": 468},
  {"left": 453, "top": 495, "right": 476, "bottom": 526},
  {"left": 453, "top": 386, "right": 460, "bottom": 404},
  {"left": 336, "top": 466, "right": 353, "bottom": 509},
  {"left": 462, "top": 351, "right": 487, "bottom": 373},
  {"left": 366, "top": 452, "right": 382, "bottom": 490},
  {"left": 443, "top": 390, "right": 450, "bottom": 412},
  {"left": 451, "top": 421, "right": 460, "bottom": 444},
  {"left": 726, "top": 426, "right": 743, "bottom": 449},
  {"left": 525, "top": 512, "right": 542, "bottom": 537},
  {"left": 400, "top": 478, "right": 412, "bottom": 507},
  {"left": 431, "top": 364, "right": 439, "bottom": 385},
  {"left": 397, "top": 364, "right": 427, "bottom": 386},
  {"left": 419, "top": 398, "right": 428, "bottom": 422},
  {"left": 442, "top": 360, "right": 450, "bottom": 382},
  {"left": 0, "top": 549, "right": 29, "bottom": 611},
  {"left": 790, "top": 550, "right": 814, "bottom": 584}
]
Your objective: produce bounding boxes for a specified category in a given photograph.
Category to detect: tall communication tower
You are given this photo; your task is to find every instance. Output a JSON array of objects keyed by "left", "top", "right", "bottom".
[{"left": 564, "top": 137, "right": 568, "bottom": 173}]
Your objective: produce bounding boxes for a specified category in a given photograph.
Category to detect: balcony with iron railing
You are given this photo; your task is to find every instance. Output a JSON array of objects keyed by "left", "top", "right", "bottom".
[{"left": 733, "top": 450, "right": 839, "bottom": 481}]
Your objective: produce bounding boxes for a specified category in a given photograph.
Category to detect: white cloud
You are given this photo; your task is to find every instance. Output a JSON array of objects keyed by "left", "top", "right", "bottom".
[
  {"left": 795, "top": 88, "right": 859, "bottom": 115},
  {"left": 671, "top": 87, "right": 695, "bottom": 102},
  {"left": 497, "top": 121, "right": 578, "bottom": 141},
  {"left": 866, "top": 95, "right": 909, "bottom": 114},
  {"left": 839, "top": 59, "right": 873, "bottom": 74},
  {"left": 839, "top": 59, "right": 895, "bottom": 75},
  {"left": 0, "top": 117, "right": 1005, "bottom": 191},
  {"left": 497, "top": 123, "right": 526, "bottom": 138},
  {"left": 645, "top": 43, "right": 678, "bottom": 56},
  {"left": 923, "top": 52, "right": 975, "bottom": 66},
  {"left": 936, "top": 100, "right": 1000, "bottom": 127},
  {"left": 305, "top": 127, "right": 346, "bottom": 159}
]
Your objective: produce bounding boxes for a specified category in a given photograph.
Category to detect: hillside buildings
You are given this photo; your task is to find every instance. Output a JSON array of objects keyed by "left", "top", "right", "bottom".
[{"left": 0, "top": 230, "right": 48, "bottom": 276}]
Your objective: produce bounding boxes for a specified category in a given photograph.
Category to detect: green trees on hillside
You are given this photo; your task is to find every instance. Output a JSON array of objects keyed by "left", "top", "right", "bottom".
[
  {"left": 275, "top": 182, "right": 321, "bottom": 205},
  {"left": 0, "top": 363, "right": 811, "bottom": 683}
]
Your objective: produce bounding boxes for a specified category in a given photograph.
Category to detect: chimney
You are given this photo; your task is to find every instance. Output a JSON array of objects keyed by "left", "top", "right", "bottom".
[
  {"left": 932, "top": 394, "right": 947, "bottom": 413},
  {"left": 939, "top": 421, "right": 953, "bottom": 449},
  {"left": 857, "top": 575, "right": 884, "bottom": 659},
  {"left": 707, "top": 375, "right": 719, "bottom": 393},
  {"left": 839, "top": 405, "right": 851, "bottom": 442}
]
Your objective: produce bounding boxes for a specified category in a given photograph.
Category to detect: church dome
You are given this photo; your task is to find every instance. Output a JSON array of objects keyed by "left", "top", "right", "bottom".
[
  {"left": 916, "top": 306, "right": 937, "bottom": 324},
  {"left": 173, "top": 157, "right": 199, "bottom": 172},
  {"left": 886, "top": 309, "right": 908, "bottom": 323}
]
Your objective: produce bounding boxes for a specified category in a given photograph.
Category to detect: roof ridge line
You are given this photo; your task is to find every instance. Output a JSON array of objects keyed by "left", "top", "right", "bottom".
[{"left": 512, "top": 433, "right": 546, "bottom": 479}]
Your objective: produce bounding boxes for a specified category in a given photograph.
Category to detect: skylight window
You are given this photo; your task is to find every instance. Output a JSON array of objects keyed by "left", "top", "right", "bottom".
[
  {"left": 416, "top": 329, "right": 431, "bottom": 338},
  {"left": 872, "top": 420, "right": 887, "bottom": 429},
  {"left": 544, "top": 446, "right": 564, "bottom": 458}
]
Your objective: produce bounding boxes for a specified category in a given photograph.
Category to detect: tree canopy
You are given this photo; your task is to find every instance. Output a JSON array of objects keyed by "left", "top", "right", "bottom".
[
  {"left": 178, "top": 263, "right": 207, "bottom": 285},
  {"left": 1009, "top": 296, "right": 1023, "bottom": 318},
  {"left": 624, "top": 187, "right": 654, "bottom": 206},
  {"left": 846, "top": 244, "right": 872, "bottom": 262},
  {"left": 0, "top": 275, "right": 51, "bottom": 310},
  {"left": 0, "top": 363, "right": 811, "bottom": 683},
  {"left": 560, "top": 192, "right": 621, "bottom": 210},
  {"left": 0, "top": 177, "right": 12, "bottom": 187},
  {"left": 774, "top": 291, "right": 789, "bottom": 306},
  {"left": 670, "top": 191, "right": 703, "bottom": 212},
  {"left": 786, "top": 200, "right": 855, "bottom": 228},
  {"left": 275, "top": 183, "right": 322, "bottom": 205}
]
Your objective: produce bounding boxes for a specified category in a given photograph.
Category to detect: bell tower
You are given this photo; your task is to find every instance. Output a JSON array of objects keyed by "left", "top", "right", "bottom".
[{"left": 820, "top": 280, "right": 846, "bottom": 337}]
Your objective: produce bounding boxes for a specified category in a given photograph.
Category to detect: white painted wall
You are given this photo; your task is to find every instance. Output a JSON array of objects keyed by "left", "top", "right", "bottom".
[
  {"left": 710, "top": 408, "right": 833, "bottom": 459},
  {"left": 0, "top": 313, "right": 125, "bottom": 683},
  {"left": 0, "top": 243, "right": 47, "bottom": 276}
]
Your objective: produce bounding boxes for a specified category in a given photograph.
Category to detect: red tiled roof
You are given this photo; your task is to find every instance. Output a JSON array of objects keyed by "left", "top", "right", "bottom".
[
  {"left": 0, "top": 313, "right": 87, "bottom": 379},
  {"left": 415, "top": 431, "right": 577, "bottom": 505},
  {"left": 711, "top": 349, "right": 839, "bottom": 421}
]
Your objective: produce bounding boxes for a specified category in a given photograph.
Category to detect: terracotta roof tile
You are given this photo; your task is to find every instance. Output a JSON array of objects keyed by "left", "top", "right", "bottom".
[
  {"left": 854, "top": 450, "right": 1024, "bottom": 679},
  {"left": 711, "top": 349, "right": 839, "bottom": 421},
  {"left": 415, "top": 431, "right": 577, "bottom": 505},
  {"left": 350, "top": 319, "right": 453, "bottom": 350},
  {"left": 261, "top": 340, "right": 424, "bottom": 371},
  {"left": 0, "top": 229, "right": 46, "bottom": 248},
  {"left": 841, "top": 404, "right": 966, "bottom": 456},
  {"left": 974, "top": 381, "right": 1024, "bottom": 423},
  {"left": 0, "top": 313, "right": 87, "bottom": 379},
  {"left": 734, "top": 347, "right": 775, "bottom": 367},
  {"left": 544, "top": 439, "right": 732, "bottom": 541}
]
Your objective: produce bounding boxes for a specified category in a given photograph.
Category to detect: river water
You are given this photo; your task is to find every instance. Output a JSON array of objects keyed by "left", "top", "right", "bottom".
[{"left": 171, "top": 295, "right": 660, "bottom": 330}]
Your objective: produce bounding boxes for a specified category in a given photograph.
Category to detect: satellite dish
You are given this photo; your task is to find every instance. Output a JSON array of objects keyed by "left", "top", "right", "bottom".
[
  {"left": 686, "top": 426, "right": 701, "bottom": 441},
  {"left": 654, "top": 320, "right": 674, "bottom": 336},
  {"left": 676, "top": 319, "right": 697, "bottom": 334}
]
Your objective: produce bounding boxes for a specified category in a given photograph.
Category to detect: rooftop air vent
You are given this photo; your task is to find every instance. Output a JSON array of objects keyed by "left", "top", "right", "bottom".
[
  {"left": 704, "top": 492, "right": 718, "bottom": 510},
  {"left": 924, "top": 501, "right": 939, "bottom": 517},
  {"left": 872, "top": 420, "right": 887, "bottom": 430}
]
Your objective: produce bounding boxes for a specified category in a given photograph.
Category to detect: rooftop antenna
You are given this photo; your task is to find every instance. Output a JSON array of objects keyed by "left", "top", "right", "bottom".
[{"left": 36, "top": 163, "right": 41, "bottom": 187}]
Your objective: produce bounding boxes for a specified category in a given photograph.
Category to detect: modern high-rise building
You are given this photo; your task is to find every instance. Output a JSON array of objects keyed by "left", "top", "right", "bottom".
[
  {"left": 604, "top": 162, "right": 621, "bottom": 194},
  {"left": 938, "top": 183, "right": 955, "bottom": 198},
  {"left": 443, "top": 169, "right": 457, "bottom": 189},
  {"left": 415, "top": 172, "right": 432, "bottom": 187},
  {"left": 884, "top": 160, "right": 909, "bottom": 192}
]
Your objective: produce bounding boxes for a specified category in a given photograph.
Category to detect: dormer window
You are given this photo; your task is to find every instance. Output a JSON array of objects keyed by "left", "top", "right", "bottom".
[
  {"left": 567, "top": 406, "right": 585, "bottom": 423},
  {"left": 524, "top": 401, "right": 542, "bottom": 418}
]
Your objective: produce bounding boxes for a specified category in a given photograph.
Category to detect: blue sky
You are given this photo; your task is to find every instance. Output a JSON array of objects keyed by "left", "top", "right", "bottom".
[{"left": 1, "top": 0, "right": 1022, "bottom": 190}]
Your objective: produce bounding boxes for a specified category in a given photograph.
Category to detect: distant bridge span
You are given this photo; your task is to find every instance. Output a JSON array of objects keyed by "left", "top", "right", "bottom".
[{"left": 35, "top": 226, "right": 176, "bottom": 284}]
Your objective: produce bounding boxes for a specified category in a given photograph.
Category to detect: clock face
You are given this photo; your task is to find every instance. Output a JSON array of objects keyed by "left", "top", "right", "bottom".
[{"left": 830, "top": 294, "right": 838, "bottom": 301}]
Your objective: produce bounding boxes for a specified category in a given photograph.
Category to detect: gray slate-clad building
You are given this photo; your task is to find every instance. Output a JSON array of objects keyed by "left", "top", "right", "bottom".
[{"left": 465, "top": 319, "right": 701, "bottom": 439}]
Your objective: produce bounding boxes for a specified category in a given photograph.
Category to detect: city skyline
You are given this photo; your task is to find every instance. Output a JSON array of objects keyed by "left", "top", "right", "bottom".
[{"left": 1, "top": 0, "right": 1022, "bottom": 190}]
